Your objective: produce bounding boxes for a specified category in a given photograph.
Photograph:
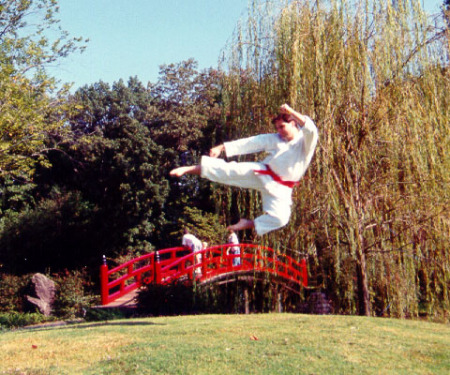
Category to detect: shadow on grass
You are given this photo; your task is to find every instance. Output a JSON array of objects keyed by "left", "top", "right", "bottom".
[{"left": 16, "top": 319, "right": 165, "bottom": 333}]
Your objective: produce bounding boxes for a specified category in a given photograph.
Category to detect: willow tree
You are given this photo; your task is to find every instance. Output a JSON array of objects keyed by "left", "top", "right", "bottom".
[{"left": 219, "top": 0, "right": 449, "bottom": 318}]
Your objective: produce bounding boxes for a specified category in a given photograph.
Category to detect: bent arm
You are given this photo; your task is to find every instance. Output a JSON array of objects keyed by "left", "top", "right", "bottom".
[{"left": 280, "top": 104, "right": 309, "bottom": 126}]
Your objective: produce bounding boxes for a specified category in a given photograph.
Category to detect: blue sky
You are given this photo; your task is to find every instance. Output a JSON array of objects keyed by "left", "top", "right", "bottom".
[
  {"left": 50, "top": 0, "right": 249, "bottom": 90},
  {"left": 49, "top": 0, "right": 445, "bottom": 91}
]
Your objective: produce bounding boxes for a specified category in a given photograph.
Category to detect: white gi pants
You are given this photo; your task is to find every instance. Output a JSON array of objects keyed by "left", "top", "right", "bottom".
[{"left": 201, "top": 156, "right": 293, "bottom": 236}]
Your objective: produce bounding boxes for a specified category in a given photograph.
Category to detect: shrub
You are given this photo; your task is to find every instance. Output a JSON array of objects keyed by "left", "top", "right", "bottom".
[
  {"left": 52, "top": 269, "right": 97, "bottom": 319},
  {"left": 0, "top": 273, "right": 33, "bottom": 313},
  {"left": 0, "top": 312, "right": 52, "bottom": 330},
  {"left": 84, "top": 308, "right": 127, "bottom": 322}
]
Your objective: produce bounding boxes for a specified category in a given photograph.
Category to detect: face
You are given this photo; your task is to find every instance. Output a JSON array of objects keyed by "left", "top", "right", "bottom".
[{"left": 275, "top": 119, "right": 298, "bottom": 141}]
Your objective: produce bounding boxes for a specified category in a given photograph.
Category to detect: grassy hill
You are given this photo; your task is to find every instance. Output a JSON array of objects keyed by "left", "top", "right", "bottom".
[{"left": 1, "top": 314, "right": 449, "bottom": 374}]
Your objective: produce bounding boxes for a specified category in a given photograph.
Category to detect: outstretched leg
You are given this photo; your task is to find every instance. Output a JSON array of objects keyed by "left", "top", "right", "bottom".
[{"left": 170, "top": 165, "right": 201, "bottom": 177}]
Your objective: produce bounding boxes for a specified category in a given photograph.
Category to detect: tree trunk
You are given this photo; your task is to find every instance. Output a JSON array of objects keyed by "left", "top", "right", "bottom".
[{"left": 356, "top": 247, "right": 371, "bottom": 316}]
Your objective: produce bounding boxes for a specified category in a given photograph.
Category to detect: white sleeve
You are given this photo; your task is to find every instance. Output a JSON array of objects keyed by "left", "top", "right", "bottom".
[
  {"left": 301, "top": 117, "right": 318, "bottom": 157},
  {"left": 224, "top": 134, "right": 279, "bottom": 158}
]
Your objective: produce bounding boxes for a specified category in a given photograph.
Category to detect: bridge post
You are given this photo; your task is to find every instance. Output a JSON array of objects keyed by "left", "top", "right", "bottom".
[
  {"left": 100, "top": 255, "right": 109, "bottom": 305},
  {"left": 201, "top": 250, "right": 207, "bottom": 278},
  {"left": 300, "top": 258, "right": 308, "bottom": 287},
  {"left": 277, "top": 291, "right": 283, "bottom": 313},
  {"left": 154, "top": 251, "right": 161, "bottom": 284},
  {"left": 244, "top": 287, "right": 250, "bottom": 314}
]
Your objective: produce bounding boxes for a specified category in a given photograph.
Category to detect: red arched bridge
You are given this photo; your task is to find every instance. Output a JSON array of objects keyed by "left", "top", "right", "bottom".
[{"left": 100, "top": 243, "right": 308, "bottom": 306}]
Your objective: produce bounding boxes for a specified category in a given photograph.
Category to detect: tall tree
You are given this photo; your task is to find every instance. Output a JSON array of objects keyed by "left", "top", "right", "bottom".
[
  {"left": 0, "top": 0, "right": 86, "bottom": 181},
  {"left": 148, "top": 60, "right": 225, "bottom": 244},
  {"left": 220, "top": 0, "right": 449, "bottom": 318},
  {"left": 63, "top": 79, "right": 174, "bottom": 252},
  {"left": 148, "top": 59, "right": 222, "bottom": 152}
]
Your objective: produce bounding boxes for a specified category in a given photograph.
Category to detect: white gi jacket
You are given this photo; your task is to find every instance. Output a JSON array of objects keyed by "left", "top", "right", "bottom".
[
  {"left": 201, "top": 116, "right": 318, "bottom": 235},
  {"left": 224, "top": 116, "right": 318, "bottom": 183}
]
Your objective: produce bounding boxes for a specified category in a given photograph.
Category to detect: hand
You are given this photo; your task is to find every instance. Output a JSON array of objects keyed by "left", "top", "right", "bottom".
[
  {"left": 279, "top": 104, "right": 307, "bottom": 125},
  {"left": 209, "top": 144, "right": 225, "bottom": 158},
  {"left": 280, "top": 104, "right": 292, "bottom": 114}
]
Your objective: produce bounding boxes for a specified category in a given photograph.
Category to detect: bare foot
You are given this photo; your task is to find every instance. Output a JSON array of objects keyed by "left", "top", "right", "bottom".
[
  {"left": 227, "top": 218, "right": 254, "bottom": 232},
  {"left": 169, "top": 165, "right": 201, "bottom": 177}
]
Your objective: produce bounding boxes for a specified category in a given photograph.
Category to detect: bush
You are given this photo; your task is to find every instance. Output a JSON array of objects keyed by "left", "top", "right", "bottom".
[
  {"left": 84, "top": 307, "right": 127, "bottom": 322},
  {"left": 0, "top": 312, "right": 52, "bottom": 330},
  {"left": 52, "top": 269, "right": 97, "bottom": 319},
  {"left": 0, "top": 269, "right": 97, "bottom": 319},
  {"left": 0, "top": 273, "right": 33, "bottom": 313}
]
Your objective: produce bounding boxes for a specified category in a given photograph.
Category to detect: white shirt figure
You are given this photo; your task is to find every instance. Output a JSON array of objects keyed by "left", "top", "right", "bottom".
[
  {"left": 227, "top": 230, "right": 241, "bottom": 266},
  {"left": 182, "top": 233, "right": 203, "bottom": 253},
  {"left": 182, "top": 231, "right": 203, "bottom": 275}
]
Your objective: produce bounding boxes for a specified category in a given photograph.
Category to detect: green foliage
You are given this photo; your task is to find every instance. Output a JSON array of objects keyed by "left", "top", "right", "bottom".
[
  {"left": 0, "top": 273, "right": 33, "bottom": 312},
  {"left": 0, "top": 0, "right": 86, "bottom": 181},
  {"left": 173, "top": 206, "right": 227, "bottom": 246},
  {"left": 0, "top": 62, "right": 224, "bottom": 276},
  {"left": 148, "top": 61, "right": 226, "bottom": 248},
  {"left": 149, "top": 59, "right": 222, "bottom": 152},
  {"left": 0, "top": 78, "right": 175, "bottom": 274},
  {"left": 0, "top": 270, "right": 96, "bottom": 321},
  {"left": 65, "top": 79, "right": 174, "bottom": 252},
  {"left": 83, "top": 307, "right": 127, "bottom": 322},
  {"left": 0, "top": 311, "right": 51, "bottom": 330},
  {"left": 0, "top": 191, "right": 97, "bottom": 274},
  {"left": 52, "top": 269, "right": 97, "bottom": 319}
]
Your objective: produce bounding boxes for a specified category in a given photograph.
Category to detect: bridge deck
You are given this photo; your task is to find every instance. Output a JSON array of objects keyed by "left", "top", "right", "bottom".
[{"left": 102, "top": 289, "right": 139, "bottom": 308}]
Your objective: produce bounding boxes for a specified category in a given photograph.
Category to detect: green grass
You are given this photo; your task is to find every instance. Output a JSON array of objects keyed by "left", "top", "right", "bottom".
[{"left": 1, "top": 314, "right": 449, "bottom": 374}]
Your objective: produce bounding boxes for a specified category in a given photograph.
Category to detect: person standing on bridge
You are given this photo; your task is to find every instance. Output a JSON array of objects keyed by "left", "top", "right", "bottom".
[
  {"left": 227, "top": 229, "right": 241, "bottom": 266},
  {"left": 170, "top": 104, "right": 318, "bottom": 236},
  {"left": 182, "top": 228, "right": 203, "bottom": 274}
]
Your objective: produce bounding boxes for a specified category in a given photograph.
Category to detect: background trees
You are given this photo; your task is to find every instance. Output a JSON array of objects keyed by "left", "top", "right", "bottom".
[{"left": 0, "top": 65, "right": 224, "bottom": 274}]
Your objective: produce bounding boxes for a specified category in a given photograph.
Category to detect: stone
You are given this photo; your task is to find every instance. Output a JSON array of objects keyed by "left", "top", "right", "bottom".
[{"left": 26, "top": 273, "right": 56, "bottom": 316}]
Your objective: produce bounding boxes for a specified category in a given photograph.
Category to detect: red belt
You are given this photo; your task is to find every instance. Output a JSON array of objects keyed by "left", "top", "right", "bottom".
[{"left": 254, "top": 165, "right": 298, "bottom": 188}]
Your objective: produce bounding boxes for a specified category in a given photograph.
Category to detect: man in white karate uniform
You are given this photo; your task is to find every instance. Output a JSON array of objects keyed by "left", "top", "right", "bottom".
[{"left": 170, "top": 104, "right": 318, "bottom": 236}]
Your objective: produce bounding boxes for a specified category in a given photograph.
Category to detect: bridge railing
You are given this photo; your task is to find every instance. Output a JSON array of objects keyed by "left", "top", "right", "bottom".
[
  {"left": 100, "top": 244, "right": 308, "bottom": 306},
  {"left": 100, "top": 247, "right": 188, "bottom": 305}
]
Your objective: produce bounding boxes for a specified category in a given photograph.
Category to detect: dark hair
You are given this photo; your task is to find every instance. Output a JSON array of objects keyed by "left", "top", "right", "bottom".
[{"left": 271, "top": 113, "right": 292, "bottom": 125}]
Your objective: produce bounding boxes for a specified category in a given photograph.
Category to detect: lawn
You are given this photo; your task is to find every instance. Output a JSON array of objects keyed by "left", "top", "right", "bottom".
[{"left": 1, "top": 314, "right": 449, "bottom": 374}]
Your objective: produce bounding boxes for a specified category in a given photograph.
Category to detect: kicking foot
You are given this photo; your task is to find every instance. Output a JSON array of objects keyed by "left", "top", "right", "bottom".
[
  {"left": 227, "top": 218, "right": 254, "bottom": 232},
  {"left": 169, "top": 165, "right": 200, "bottom": 177}
]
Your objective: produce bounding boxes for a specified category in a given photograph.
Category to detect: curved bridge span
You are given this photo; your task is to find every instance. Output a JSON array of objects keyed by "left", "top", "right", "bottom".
[{"left": 100, "top": 244, "right": 308, "bottom": 306}]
